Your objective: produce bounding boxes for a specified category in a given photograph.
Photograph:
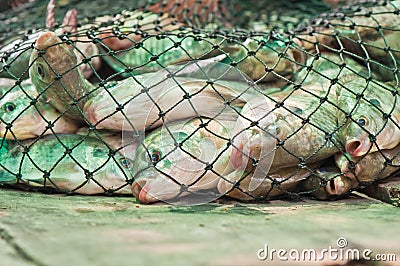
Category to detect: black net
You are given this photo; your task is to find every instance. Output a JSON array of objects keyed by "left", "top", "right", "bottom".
[{"left": 0, "top": 0, "right": 399, "bottom": 204}]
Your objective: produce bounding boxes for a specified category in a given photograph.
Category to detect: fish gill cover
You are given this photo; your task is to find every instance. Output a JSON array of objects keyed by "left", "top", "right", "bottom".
[{"left": 0, "top": 0, "right": 399, "bottom": 205}]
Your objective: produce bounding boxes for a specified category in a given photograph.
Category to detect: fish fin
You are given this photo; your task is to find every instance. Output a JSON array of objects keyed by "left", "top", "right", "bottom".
[
  {"left": 46, "top": 0, "right": 56, "bottom": 29},
  {"left": 62, "top": 9, "right": 78, "bottom": 35}
]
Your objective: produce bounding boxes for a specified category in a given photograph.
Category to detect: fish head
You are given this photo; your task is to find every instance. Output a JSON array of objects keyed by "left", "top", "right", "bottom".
[
  {"left": 29, "top": 31, "right": 79, "bottom": 94},
  {"left": 0, "top": 83, "right": 45, "bottom": 139},
  {"left": 87, "top": 145, "right": 135, "bottom": 194},
  {"left": 338, "top": 79, "right": 398, "bottom": 157},
  {"left": 230, "top": 98, "right": 276, "bottom": 174},
  {"left": 131, "top": 119, "right": 227, "bottom": 204}
]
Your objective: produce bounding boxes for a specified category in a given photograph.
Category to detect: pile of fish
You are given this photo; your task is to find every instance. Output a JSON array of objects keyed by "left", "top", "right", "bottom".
[{"left": 1, "top": 0, "right": 400, "bottom": 204}]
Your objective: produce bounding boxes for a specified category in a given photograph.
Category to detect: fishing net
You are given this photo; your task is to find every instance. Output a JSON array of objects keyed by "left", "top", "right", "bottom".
[{"left": 0, "top": 0, "right": 399, "bottom": 205}]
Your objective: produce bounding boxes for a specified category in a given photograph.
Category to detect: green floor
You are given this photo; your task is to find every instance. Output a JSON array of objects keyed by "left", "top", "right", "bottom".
[{"left": 0, "top": 189, "right": 399, "bottom": 266}]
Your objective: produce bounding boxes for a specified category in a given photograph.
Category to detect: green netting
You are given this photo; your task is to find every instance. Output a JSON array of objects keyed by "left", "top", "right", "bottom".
[{"left": 0, "top": 0, "right": 399, "bottom": 205}]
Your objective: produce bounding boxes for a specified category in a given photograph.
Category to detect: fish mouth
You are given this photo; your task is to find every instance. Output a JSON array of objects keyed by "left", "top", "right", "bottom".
[
  {"left": 131, "top": 180, "right": 159, "bottom": 204},
  {"left": 131, "top": 168, "right": 221, "bottom": 204},
  {"left": 131, "top": 180, "right": 181, "bottom": 204},
  {"left": 325, "top": 174, "right": 358, "bottom": 196},
  {"left": 345, "top": 138, "right": 371, "bottom": 157},
  {"left": 325, "top": 177, "right": 343, "bottom": 196},
  {"left": 36, "top": 31, "right": 59, "bottom": 50},
  {"left": 131, "top": 172, "right": 181, "bottom": 204}
]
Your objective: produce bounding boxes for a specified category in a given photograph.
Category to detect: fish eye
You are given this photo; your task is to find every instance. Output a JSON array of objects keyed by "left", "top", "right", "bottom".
[
  {"left": 35, "top": 61, "right": 48, "bottom": 80},
  {"left": 3, "top": 102, "right": 15, "bottom": 112},
  {"left": 37, "top": 64, "right": 43, "bottom": 76},
  {"left": 357, "top": 117, "right": 368, "bottom": 127},
  {"left": 119, "top": 158, "right": 133, "bottom": 169},
  {"left": 150, "top": 150, "right": 162, "bottom": 163}
]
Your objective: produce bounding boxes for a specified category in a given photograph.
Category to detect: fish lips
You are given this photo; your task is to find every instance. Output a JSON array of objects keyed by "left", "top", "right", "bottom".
[
  {"left": 131, "top": 166, "right": 221, "bottom": 204},
  {"left": 131, "top": 173, "right": 181, "bottom": 204},
  {"left": 345, "top": 137, "right": 372, "bottom": 157}
]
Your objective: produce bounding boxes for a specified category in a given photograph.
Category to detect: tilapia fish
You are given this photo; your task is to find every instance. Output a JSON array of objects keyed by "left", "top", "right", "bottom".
[
  {"left": 229, "top": 54, "right": 369, "bottom": 172},
  {"left": 0, "top": 134, "right": 133, "bottom": 194},
  {"left": 29, "top": 31, "right": 95, "bottom": 123},
  {"left": 0, "top": 78, "right": 78, "bottom": 140},
  {"left": 336, "top": 76, "right": 400, "bottom": 157},
  {"left": 83, "top": 62, "right": 260, "bottom": 132},
  {"left": 301, "top": 167, "right": 358, "bottom": 200},
  {"left": 336, "top": 144, "right": 400, "bottom": 185},
  {"left": 131, "top": 117, "right": 236, "bottom": 204},
  {"left": 218, "top": 166, "right": 317, "bottom": 201}
]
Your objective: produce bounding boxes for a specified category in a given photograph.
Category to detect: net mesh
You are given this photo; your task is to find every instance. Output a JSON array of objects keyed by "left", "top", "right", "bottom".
[{"left": 0, "top": 0, "right": 399, "bottom": 204}]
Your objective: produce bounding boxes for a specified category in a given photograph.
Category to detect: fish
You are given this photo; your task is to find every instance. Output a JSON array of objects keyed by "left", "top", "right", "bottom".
[
  {"left": 217, "top": 166, "right": 317, "bottom": 201},
  {"left": 29, "top": 31, "right": 96, "bottom": 123},
  {"left": 300, "top": 167, "right": 358, "bottom": 200},
  {"left": 229, "top": 54, "right": 367, "bottom": 172},
  {"left": 0, "top": 79, "right": 79, "bottom": 140},
  {"left": 335, "top": 145, "right": 400, "bottom": 185},
  {"left": 83, "top": 60, "right": 261, "bottom": 132},
  {"left": 0, "top": 134, "right": 133, "bottom": 194},
  {"left": 130, "top": 117, "right": 236, "bottom": 204},
  {"left": 336, "top": 76, "right": 400, "bottom": 157},
  {"left": 229, "top": 52, "right": 383, "bottom": 172}
]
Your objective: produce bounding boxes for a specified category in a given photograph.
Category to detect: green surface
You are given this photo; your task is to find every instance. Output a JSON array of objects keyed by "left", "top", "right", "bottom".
[{"left": 0, "top": 189, "right": 399, "bottom": 266}]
